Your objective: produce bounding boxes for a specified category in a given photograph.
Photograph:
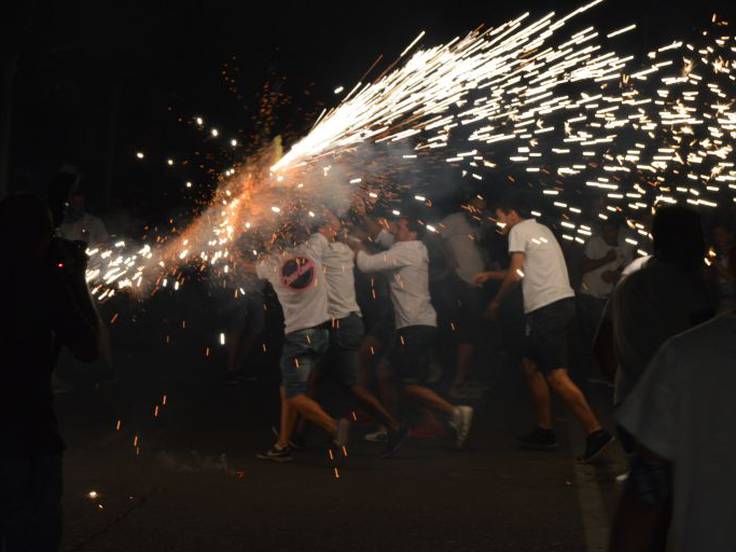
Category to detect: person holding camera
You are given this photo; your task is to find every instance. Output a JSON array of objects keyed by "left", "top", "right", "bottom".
[{"left": 0, "top": 194, "right": 103, "bottom": 551}]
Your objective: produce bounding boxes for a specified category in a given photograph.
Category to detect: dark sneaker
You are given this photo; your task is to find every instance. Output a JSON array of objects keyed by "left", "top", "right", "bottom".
[
  {"left": 288, "top": 434, "right": 306, "bottom": 451},
  {"left": 381, "top": 426, "right": 409, "bottom": 458},
  {"left": 256, "top": 445, "right": 293, "bottom": 463},
  {"left": 517, "top": 427, "right": 559, "bottom": 451},
  {"left": 578, "top": 429, "right": 615, "bottom": 464}
]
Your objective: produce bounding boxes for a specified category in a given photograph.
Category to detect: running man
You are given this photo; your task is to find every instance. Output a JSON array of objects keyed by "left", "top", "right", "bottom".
[
  {"left": 352, "top": 212, "right": 474, "bottom": 454},
  {"left": 475, "top": 192, "right": 614, "bottom": 462},
  {"left": 253, "top": 228, "right": 350, "bottom": 462}
]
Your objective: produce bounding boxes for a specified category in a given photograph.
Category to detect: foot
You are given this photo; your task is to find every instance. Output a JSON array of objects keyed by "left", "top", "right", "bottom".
[
  {"left": 381, "top": 426, "right": 409, "bottom": 458},
  {"left": 288, "top": 434, "right": 306, "bottom": 451},
  {"left": 517, "top": 427, "right": 559, "bottom": 451},
  {"left": 450, "top": 406, "right": 474, "bottom": 449},
  {"left": 256, "top": 444, "right": 293, "bottom": 463},
  {"left": 364, "top": 426, "right": 388, "bottom": 443},
  {"left": 578, "top": 429, "right": 615, "bottom": 464}
]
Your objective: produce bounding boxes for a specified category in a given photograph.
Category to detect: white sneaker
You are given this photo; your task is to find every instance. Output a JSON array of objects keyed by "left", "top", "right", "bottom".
[
  {"left": 364, "top": 426, "right": 388, "bottom": 443},
  {"left": 452, "top": 406, "right": 474, "bottom": 449}
]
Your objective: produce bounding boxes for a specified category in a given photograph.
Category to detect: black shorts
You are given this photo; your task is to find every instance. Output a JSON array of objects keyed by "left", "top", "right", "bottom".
[
  {"left": 389, "top": 325, "right": 437, "bottom": 385},
  {"left": 453, "top": 279, "right": 485, "bottom": 344},
  {"left": 523, "top": 298, "right": 575, "bottom": 375}
]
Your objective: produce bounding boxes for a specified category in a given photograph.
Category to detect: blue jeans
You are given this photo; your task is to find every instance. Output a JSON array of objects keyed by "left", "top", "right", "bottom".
[
  {"left": 280, "top": 326, "right": 329, "bottom": 399},
  {"left": 324, "top": 313, "right": 364, "bottom": 388},
  {"left": 0, "top": 453, "right": 62, "bottom": 552}
]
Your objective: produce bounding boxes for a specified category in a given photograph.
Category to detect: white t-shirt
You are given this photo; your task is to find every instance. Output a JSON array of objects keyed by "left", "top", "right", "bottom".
[
  {"left": 616, "top": 314, "right": 736, "bottom": 552},
  {"left": 508, "top": 219, "right": 574, "bottom": 314},
  {"left": 256, "top": 233, "right": 329, "bottom": 335},
  {"left": 323, "top": 241, "right": 361, "bottom": 320},
  {"left": 59, "top": 213, "right": 109, "bottom": 245},
  {"left": 440, "top": 212, "right": 485, "bottom": 286},
  {"left": 580, "top": 235, "right": 635, "bottom": 299},
  {"left": 356, "top": 240, "right": 437, "bottom": 329}
]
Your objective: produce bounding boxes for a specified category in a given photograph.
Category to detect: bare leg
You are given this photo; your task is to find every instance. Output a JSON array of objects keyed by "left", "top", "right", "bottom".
[
  {"left": 276, "top": 386, "right": 297, "bottom": 448},
  {"left": 452, "top": 343, "right": 475, "bottom": 387},
  {"left": 287, "top": 395, "right": 337, "bottom": 436},
  {"left": 377, "top": 359, "right": 398, "bottom": 416},
  {"left": 522, "top": 358, "right": 552, "bottom": 429},
  {"left": 546, "top": 368, "right": 601, "bottom": 435},
  {"left": 350, "top": 384, "right": 399, "bottom": 431},
  {"left": 403, "top": 384, "right": 456, "bottom": 417}
]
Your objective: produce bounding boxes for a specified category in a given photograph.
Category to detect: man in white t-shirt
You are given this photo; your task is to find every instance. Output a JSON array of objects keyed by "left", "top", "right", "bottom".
[
  {"left": 475, "top": 193, "right": 613, "bottom": 462},
  {"left": 578, "top": 217, "right": 634, "bottom": 381},
  {"left": 253, "top": 230, "right": 349, "bottom": 462},
  {"left": 353, "top": 214, "right": 473, "bottom": 453},
  {"left": 312, "top": 218, "right": 402, "bottom": 455},
  {"left": 59, "top": 191, "right": 108, "bottom": 246},
  {"left": 611, "top": 309, "right": 736, "bottom": 551}
]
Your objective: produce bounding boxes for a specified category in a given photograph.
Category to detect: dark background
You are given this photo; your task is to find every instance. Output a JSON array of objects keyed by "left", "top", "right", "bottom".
[{"left": 2, "top": 0, "right": 733, "bottom": 224}]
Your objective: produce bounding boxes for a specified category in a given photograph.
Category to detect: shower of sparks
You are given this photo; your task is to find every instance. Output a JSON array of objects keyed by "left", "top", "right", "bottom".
[{"left": 83, "top": 3, "right": 734, "bottom": 305}]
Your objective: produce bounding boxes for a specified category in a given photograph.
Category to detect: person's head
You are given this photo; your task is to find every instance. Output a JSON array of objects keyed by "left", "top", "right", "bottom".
[
  {"left": 651, "top": 204, "right": 705, "bottom": 272},
  {"left": 316, "top": 209, "right": 340, "bottom": 241},
  {"left": 0, "top": 194, "right": 54, "bottom": 262},
  {"left": 494, "top": 190, "right": 531, "bottom": 233},
  {"left": 393, "top": 216, "right": 425, "bottom": 242}
]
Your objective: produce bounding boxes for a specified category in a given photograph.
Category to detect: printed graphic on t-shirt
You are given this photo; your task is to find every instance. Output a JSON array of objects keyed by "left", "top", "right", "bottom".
[{"left": 280, "top": 256, "right": 316, "bottom": 291}]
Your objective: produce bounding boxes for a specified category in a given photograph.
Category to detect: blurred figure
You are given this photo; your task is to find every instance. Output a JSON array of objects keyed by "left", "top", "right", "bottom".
[
  {"left": 475, "top": 192, "right": 613, "bottom": 462},
  {"left": 610, "top": 205, "right": 715, "bottom": 409},
  {"left": 224, "top": 283, "right": 266, "bottom": 385},
  {"left": 577, "top": 215, "right": 634, "bottom": 383},
  {"left": 438, "top": 195, "right": 488, "bottom": 397},
  {"left": 707, "top": 218, "right": 735, "bottom": 313},
  {"left": 610, "top": 245, "right": 736, "bottom": 552},
  {"left": 353, "top": 213, "right": 474, "bottom": 453},
  {"left": 317, "top": 219, "right": 402, "bottom": 454},
  {"left": 59, "top": 188, "right": 108, "bottom": 246},
  {"left": 0, "top": 194, "right": 102, "bottom": 552}
]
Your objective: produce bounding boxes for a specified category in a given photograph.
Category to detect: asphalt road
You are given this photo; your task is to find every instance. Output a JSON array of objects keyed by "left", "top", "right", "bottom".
[{"left": 54, "top": 296, "right": 624, "bottom": 552}]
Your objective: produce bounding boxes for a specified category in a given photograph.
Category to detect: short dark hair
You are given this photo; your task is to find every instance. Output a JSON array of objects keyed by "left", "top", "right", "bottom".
[
  {"left": 652, "top": 205, "right": 704, "bottom": 271},
  {"left": 494, "top": 189, "right": 531, "bottom": 218},
  {"left": 400, "top": 216, "right": 426, "bottom": 239}
]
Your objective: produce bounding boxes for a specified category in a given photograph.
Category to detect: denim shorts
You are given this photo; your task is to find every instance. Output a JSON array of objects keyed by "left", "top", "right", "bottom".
[
  {"left": 280, "top": 326, "right": 329, "bottom": 398},
  {"left": 323, "top": 313, "right": 364, "bottom": 388}
]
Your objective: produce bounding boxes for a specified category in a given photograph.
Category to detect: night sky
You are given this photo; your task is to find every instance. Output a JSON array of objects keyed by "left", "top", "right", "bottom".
[{"left": 3, "top": 0, "right": 733, "bottom": 220}]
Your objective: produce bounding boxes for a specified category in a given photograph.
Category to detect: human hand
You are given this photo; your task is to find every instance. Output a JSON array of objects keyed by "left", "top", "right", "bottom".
[
  {"left": 483, "top": 301, "right": 501, "bottom": 321},
  {"left": 474, "top": 272, "right": 493, "bottom": 285}
]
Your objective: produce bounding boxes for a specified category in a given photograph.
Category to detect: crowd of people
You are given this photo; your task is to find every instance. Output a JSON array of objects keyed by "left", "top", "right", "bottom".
[{"left": 1, "top": 174, "right": 735, "bottom": 550}]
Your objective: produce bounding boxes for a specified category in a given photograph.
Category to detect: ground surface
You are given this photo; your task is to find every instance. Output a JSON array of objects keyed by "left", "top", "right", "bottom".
[{"left": 55, "top": 319, "right": 625, "bottom": 552}]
